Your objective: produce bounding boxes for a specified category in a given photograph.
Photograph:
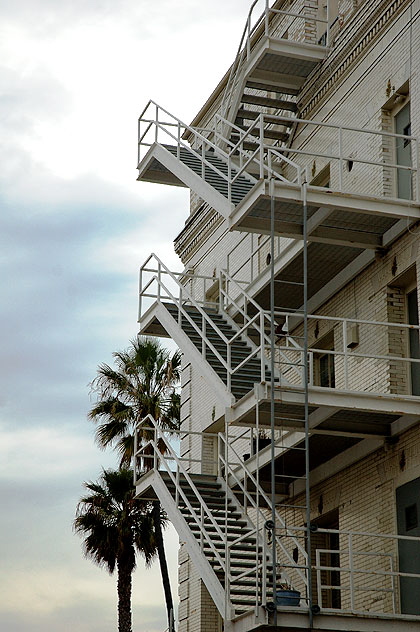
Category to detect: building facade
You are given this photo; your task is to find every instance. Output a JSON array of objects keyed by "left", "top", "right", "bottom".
[{"left": 134, "top": 1, "right": 420, "bottom": 631}]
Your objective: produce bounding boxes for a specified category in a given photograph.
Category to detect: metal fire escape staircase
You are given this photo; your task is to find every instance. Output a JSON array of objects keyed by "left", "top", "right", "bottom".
[
  {"left": 137, "top": 2, "right": 329, "bottom": 218},
  {"left": 139, "top": 254, "right": 301, "bottom": 408},
  {"left": 217, "top": 0, "right": 326, "bottom": 157},
  {"left": 134, "top": 416, "right": 308, "bottom": 621}
]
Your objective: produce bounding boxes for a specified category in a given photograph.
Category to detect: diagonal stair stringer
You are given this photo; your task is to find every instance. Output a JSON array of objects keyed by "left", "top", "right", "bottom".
[
  {"left": 135, "top": 469, "right": 229, "bottom": 617},
  {"left": 140, "top": 300, "right": 234, "bottom": 408}
]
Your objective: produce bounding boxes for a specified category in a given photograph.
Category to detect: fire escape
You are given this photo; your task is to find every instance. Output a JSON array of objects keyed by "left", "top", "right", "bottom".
[{"left": 134, "top": 1, "right": 420, "bottom": 630}]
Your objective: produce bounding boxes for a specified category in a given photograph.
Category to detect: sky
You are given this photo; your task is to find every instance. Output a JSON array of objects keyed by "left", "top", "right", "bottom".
[{"left": 0, "top": 1, "right": 253, "bottom": 631}]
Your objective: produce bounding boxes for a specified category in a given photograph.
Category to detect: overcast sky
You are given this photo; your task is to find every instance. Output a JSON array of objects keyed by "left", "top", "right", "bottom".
[{"left": 0, "top": 1, "right": 252, "bottom": 631}]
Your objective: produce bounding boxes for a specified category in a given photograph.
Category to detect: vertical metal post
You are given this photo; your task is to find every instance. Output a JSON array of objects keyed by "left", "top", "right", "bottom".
[
  {"left": 153, "top": 426, "right": 158, "bottom": 470},
  {"left": 349, "top": 532, "right": 355, "bottom": 612},
  {"left": 251, "top": 234, "right": 254, "bottom": 281},
  {"left": 338, "top": 127, "right": 343, "bottom": 191},
  {"left": 265, "top": 0, "right": 270, "bottom": 36},
  {"left": 138, "top": 265, "right": 143, "bottom": 323},
  {"left": 133, "top": 422, "right": 138, "bottom": 484},
  {"left": 343, "top": 320, "right": 349, "bottom": 389},
  {"left": 303, "top": 179, "right": 313, "bottom": 627},
  {"left": 260, "top": 115, "right": 265, "bottom": 179},
  {"left": 269, "top": 178, "right": 277, "bottom": 623},
  {"left": 261, "top": 311, "right": 266, "bottom": 382},
  {"left": 326, "top": 0, "right": 330, "bottom": 47},
  {"left": 228, "top": 156, "right": 232, "bottom": 203},
  {"left": 157, "top": 261, "right": 161, "bottom": 303},
  {"left": 177, "top": 122, "right": 181, "bottom": 159},
  {"left": 247, "top": 13, "right": 251, "bottom": 60}
]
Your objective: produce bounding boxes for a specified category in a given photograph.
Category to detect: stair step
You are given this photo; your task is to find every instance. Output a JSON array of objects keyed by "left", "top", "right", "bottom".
[
  {"left": 245, "top": 80, "right": 299, "bottom": 96},
  {"left": 241, "top": 93, "right": 298, "bottom": 112},
  {"left": 164, "top": 145, "right": 254, "bottom": 205},
  {"left": 232, "top": 124, "right": 289, "bottom": 143}
]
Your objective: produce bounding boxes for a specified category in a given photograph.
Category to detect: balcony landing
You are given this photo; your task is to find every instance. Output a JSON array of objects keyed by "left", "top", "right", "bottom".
[
  {"left": 245, "top": 36, "right": 327, "bottom": 93},
  {"left": 231, "top": 383, "right": 420, "bottom": 430},
  {"left": 230, "top": 180, "right": 420, "bottom": 249},
  {"left": 229, "top": 610, "right": 420, "bottom": 632}
]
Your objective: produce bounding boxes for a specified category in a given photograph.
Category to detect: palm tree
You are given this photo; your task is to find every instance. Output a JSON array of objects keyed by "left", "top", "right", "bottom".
[
  {"left": 74, "top": 468, "right": 158, "bottom": 632},
  {"left": 89, "top": 336, "right": 181, "bottom": 465},
  {"left": 88, "top": 336, "right": 181, "bottom": 632}
]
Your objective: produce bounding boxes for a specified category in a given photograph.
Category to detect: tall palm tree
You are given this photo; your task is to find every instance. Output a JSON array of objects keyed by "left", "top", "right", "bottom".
[
  {"left": 88, "top": 336, "right": 181, "bottom": 632},
  {"left": 89, "top": 336, "right": 181, "bottom": 465},
  {"left": 74, "top": 468, "right": 158, "bottom": 632}
]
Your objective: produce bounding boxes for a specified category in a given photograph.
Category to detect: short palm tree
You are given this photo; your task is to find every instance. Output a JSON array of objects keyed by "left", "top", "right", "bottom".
[
  {"left": 74, "top": 468, "right": 158, "bottom": 632},
  {"left": 88, "top": 336, "right": 181, "bottom": 632}
]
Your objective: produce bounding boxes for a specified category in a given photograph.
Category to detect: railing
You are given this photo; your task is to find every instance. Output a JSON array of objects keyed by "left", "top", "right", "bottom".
[
  {"left": 134, "top": 418, "right": 310, "bottom": 616},
  {"left": 272, "top": 310, "right": 420, "bottom": 397},
  {"left": 221, "top": 0, "right": 332, "bottom": 120},
  {"left": 134, "top": 416, "right": 228, "bottom": 574},
  {"left": 137, "top": 100, "right": 303, "bottom": 206},
  {"left": 138, "top": 99, "right": 420, "bottom": 206},
  {"left": 140, "top": 254, "right": 420, "bottom": 399},
  {"left": 134, "top": 420, "right": 420, "bottom": 621},
  {"left": 138, "top": 100, "right": 248, "bottom": 204},
  {"left": 219, "top": 431, "right": 309, "bottom": 602},
  {"left": 312, "top": 527, "right": 420, "bottom": 618},
  {"left": 219, "top": 269, "right": 303, "bottom": 385},
  {"left": 139, "top": 253, "right": 283, "bottom": 396},
  {"left": 226, "top": 232, "right": 282, "bottom": 286},
  {"left": 224, "top": 111, "right": 420, "bottom": 202}
]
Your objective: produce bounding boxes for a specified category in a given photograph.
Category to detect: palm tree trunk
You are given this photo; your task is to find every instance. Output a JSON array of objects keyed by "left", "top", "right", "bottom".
[
  {"left": 153, "top": 500, "right": 175, "bottom": 632},
  {"left": 117, "top": 558, "right": 133, "bottom": 632}
]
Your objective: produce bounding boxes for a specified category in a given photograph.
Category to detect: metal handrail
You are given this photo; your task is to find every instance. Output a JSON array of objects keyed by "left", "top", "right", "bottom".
[
  {"left": 134, "top": 416, "right": 227, "bottom": 571},
  {"left": 219, "top": 432, "right": 308, "bottom": 598},
  {"left": 139, "top": 253, "right": 274, "bottom": 394},
  {"left": 221, "top": 0, "right": 332, "bottom": 120},
  {"left": 137, "top": 100, "right": 258, "bottom": 206},
  {"left": 220, "top": 269, "right": 304, "bottom": 383}
]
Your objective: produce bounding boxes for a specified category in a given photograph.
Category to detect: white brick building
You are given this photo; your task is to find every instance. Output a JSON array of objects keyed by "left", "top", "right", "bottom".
[{"left": 134, "top": 1, "right": 420, "bottom": 631}]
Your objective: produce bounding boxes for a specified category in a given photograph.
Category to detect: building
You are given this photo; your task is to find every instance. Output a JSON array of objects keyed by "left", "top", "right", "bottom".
[{"left": 134, "top": 1, "right": 420, "bottom": 631}]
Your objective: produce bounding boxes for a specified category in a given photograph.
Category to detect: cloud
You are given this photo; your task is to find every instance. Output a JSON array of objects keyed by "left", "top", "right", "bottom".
[{"left": 0, "top": 1, "right": 252, "bottom": 630}]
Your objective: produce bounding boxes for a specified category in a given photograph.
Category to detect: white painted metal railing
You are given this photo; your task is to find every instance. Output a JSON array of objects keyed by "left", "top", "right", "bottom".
[
  {"left": 138, "top": 100, "right": 420, "bottom": 204},
  {"left": 273, "top": 310, "right": 420, "bottom": 397},
  {"left": 226, "top": 232, "right": 282, "bottom": 286},
  {"left": 140, "top": 254, "right": 420, "bottom": 399},
  {"left": 221, "top": 0, "right": 332, "bottom": 120},
  {"left": 134, "top": 417, "right": 309, "bottom": 616},
  {"left": 134, "top": 420, "right": 420, "bottom": 620},
  {"left": 218, "top": 432, "right": 309, "bottom": 598},
  {"left": 139, "top": 253, "right": 286, "bottom": 396},
  {"left": 134, "top": 416, "right": 228, "bottom": 574},
  {"left": 224, "top": 111, "right": 420, "bottom": 202}
]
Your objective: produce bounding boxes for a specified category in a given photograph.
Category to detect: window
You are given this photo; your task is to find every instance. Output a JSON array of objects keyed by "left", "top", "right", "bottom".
[
  {"left": 407, "top": 287, "right": 420, "bottom": 395},
  {"left": 312, "top": 330, "right": 335, "bottom": 388},
  {"left": 395, "top": 102, "right": 412, "bottom": 200}
]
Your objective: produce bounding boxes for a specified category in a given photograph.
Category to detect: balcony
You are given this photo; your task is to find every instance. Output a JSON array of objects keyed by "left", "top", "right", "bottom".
[
  {"left": 138, "top": 256, "right": 420, "bottom": 440},
  {"left": 228, "top": 114, "right": 420, "bottom": 250},
  {"left": 134, "top": 419, "right": 420, "bottom": 631}
]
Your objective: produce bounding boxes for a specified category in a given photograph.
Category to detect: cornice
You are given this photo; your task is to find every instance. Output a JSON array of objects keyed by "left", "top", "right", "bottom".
[
  {"left": 174, "top": 204, "right": 223, "bottom": 264},
  {"left": 299, "top": 0, "right": 410, "bottom": 118}
]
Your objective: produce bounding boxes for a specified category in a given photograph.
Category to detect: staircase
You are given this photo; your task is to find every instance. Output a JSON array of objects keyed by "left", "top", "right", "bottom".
[
  {"left": 135, "top": 417, "right": 309, "bottom": 621},
  {"left": 164, "top": 302, "right": 271, "bottom": 401},
  {"left": 164, "top": 145, "right": 255, "bottom": 206},
  {"left": 218, "top": 1, "right": 328, "bottom": 162},
  {"left": 165, "top": 472, "right": 271, "bottom": 614}
]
